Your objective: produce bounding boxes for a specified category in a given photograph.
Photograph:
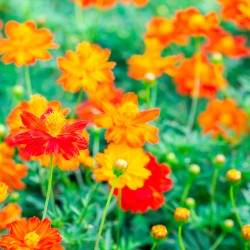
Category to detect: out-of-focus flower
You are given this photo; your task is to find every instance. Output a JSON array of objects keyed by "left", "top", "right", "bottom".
[
  {"left": 172, "top": 53, "right": 227, "bottom": 98},
  {"left": 94, "top": 143, "right": 151, "bottom": 190},
  {"left": 57, "top": 41, "right": 116, "bottom": 93},
  {"left": 151, "top": 224, "right": 168, "bottom": 241},
  {"left": 71, "top": 0, "right": 117, "bottom": 8},
  {"left": 8, "top": 107, "right": 88, "bottom": 160},
  {"left": 0, "top": 203, "right": 22, "bottom": 230},
  {"left": 0, "top": 20, "right": 58, "bottom": 67},
  {"left": 0, "top": 182, "right": 8, "bottom": 203},
  {"left": 120, "top": 0, "right": 148, "bottom": 7},
  {"left": 226, "top": 169, "right": 242, "bottom": 182},
  {"left": 174, "top": 207, "right": 190, "bottom": 222},
  {"left": 0, "top": 216, "right": 63, "bottom": 249},
  {"left": 94, "top": 92, "right": 160, "bottom": 147},
  {"left": 77, "top": 82, "right": 123, "bottom": 123},
  {"left": 203, "top": 28, "right": 250, "bottom": 58},
  {"left": 127, "top": 38, "right": 182, "bottom": 81},
  {"left": 113, "top": 153, "right": 173, "bottom": 213},
  {"left": 242, "top": 225, "right": 250, "bottom": 241},
  {"left": 218, "top": 0, "right": 250, "bottom": 30},
  {"left": 174, "top": 7, "right": 219, "bottom": 38},
  {"left": 213, "top": 154, "right": 226, "bottom": 167},
  {"left": 198, "top": 99, "right": 248, "bottom": 141}
]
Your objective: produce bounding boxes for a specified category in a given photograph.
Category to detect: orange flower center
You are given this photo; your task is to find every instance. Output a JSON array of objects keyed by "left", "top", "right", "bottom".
[
  {"left": 220, "top": 37, "right": 234, "bottom": 50},
  {"left": 189, "top": 14, "right": 205, "bottom": 27},
  {"left": 160, "top": 22, "right": 174, "bottom": 34},
  {"left": 24, "top": 232, "right": 40, "bottom": 248},
  {"left": 219, "top": 114, "right": 232, "bottom": 126},
  {"left": 44, "top": 110, "right": 66, "bottom": 137},
  {"left": 0, "top": 181, "right": 8, "bottom": 202},
  {"left": 119, "top": 102, "right": 138, "bottom": 119}
]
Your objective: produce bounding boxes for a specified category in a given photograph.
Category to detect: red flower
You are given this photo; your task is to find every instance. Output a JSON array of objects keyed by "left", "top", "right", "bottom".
[
  {"left": 8, "top": 107, "right": 88, "bottom": 160},
  {"left": 114, "top": 153, "right": 173, "bottom": 213}
]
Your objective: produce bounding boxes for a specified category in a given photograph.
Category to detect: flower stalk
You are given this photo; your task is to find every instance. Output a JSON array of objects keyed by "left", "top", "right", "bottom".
[{"left": 24, "top": 65, "right": 32, "bottom": 97}]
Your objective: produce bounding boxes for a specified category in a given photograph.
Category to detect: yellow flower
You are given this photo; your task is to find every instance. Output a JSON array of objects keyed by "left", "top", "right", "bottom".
[
  {"left": 174, "top": 207, "right": 190, "bottom": 222},
  {"left": 0, "top": 182, "right": 8, "bottom": 202},
  {"left": 226, "top": 169, "right": 241, "bottom": 182}
]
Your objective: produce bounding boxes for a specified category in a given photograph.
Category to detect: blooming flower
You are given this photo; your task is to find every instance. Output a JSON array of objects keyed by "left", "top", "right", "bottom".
[
  {"left": 0, "top": 204, "right": 22, "bottom": 230},
  {"left": 203, "top": 28, "right": 250, "bottom": 58},
  {"left": 114, "top": 153, "right": 173, "bottom": 213},
  {"left": 172, "top": 53, "right": 227, "bottom": 98},
  {"left": 94, "top": 143, "right": 151, "bottom": 190},
  {"left": 198, "top": 99, "right": 248, "bottom": 141},
  {"left": 57, "top": 41, "right": 116, "bottom": 93},
  {"left": 127, "top": 38, "right": 182, "bottom": 81},
  {"left": 0, "top": 20, "right": 58, "bottom": 66},
  {"left": 8, "top": 107, "right": 88, "bottom": 160},
  {"left": 174, "top": 207, "right": 190, "bottom": 222},
  {"left": 94, "top": 92, "right": 160, "bottom": 147},
  {"left": 0, "top": 216, "right": 63, "bottom": 250}
]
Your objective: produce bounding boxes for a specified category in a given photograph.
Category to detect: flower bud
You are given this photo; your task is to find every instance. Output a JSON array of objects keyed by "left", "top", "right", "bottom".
[
  {"left": 211, "top": 53, "right": 223, "bottom": 64},
  {"left": 0, "top": 181, "right": 8, "bottom": 202},
  {"left": 223, "top": 219, "right": 234, "bottom": 232},
  {"left": 189, "top": 164, "right": 200, "bottom": 176},
  {"left": 10, "top": 191, "right": 20, "bottom": 202},
  {"left": 0, "top": 124, "right": 6, "bottom": 138},
  {"left": 174, "top": 207, "right": 190, "bottom": 223},
  {"left": 242, "top": 225, "right": 250, "bottom": 241},
  {"left": 214, "top": 154, "right": 226, "bottom": 168},
  {"left": 113, "top": 159, "right": 128, "bottom": 177},
  {"left": 226, "top": 169, "right": 241, "bottom": 183},
  {"left": 13, "top": 85, "right": 24, "bottom": 98},
  {"left": 185, "top": 197, "right": 196, "bottom": 208},
  {"left": 151, "top": 224, "right": 168, "bottom": 241},
  {"left": 166, "top": 152, "right": 178, "bottom": 165}
]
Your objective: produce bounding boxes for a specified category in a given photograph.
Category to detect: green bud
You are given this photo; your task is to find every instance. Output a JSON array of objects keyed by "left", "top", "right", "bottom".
[
  {"left": 185, "top": 197, "right": 196, "bottom": 208},
  {"left": 189, "top": 164, "right": 200, "bottom": 176}
]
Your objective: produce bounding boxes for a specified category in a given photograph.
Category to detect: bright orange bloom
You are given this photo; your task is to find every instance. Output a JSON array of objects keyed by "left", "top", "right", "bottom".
[
  {"left": 94, "top": 143, "right": 151, "bottom": 190},
  {"left": 120, "top": 0, "right": 148, "bottom": 7},
  {"left": 113, "top": 153, "right": 173, "bottom": 213},
  {"left": 8, "top": 107, "right": 88, "bottom": 160},
  {"left": 174, "top": 7, "right": 220, "bottom": 38},
  {"left": 77, "top": 82, "right": 123, "bottom": 123},
  {"left": 94, "top": 92, "right": 160, "bottom": 147},
  {"left": 203, "top": 28, "right": 250, "bottom": 58},
  {"left": 172, "top": 53, "right": 227, "bottom": 98},
  {"left": 0, "top": 20, "right": 58, "bottom": 67},
  {"left": 218, "top": 0, "right": 250, "bottom": 30},
  {"left": 57, "top": 41, "right": 116, "bottom": 93},
  {"left": 0, "top": 216, "right": 63, "bottom": 250},
  {"left": 0, "top": 204, "right": 22, "bottom": 230},
  {"left": 0, "top": 182, "right": 8, "bottom": 203},
  {"left": 72, "top": 0, "right": 116, "bottom": 8},
  {"left": 198, "top": 99, "right": 248, "bottom": 141},
  {"left": 127, "top": 38, "right": 182, "bottom": 81}
]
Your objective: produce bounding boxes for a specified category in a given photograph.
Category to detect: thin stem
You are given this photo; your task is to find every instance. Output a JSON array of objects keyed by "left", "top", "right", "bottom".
[
  {"left": 94, "top": 177, "right": 118, "bottom": 250},
  {"left": 151, "top": 83, "right": 158, "bottom": 108},
  {"left": 50, "top": 187, "right": 56, "bottom": 216},
  {"left": 229, "top": 185, "right": 243, "bottom": 228},
  {"left": 71, "top": 89, "right": 83, "bottom": 118},
  {"left": 211, "top": 168, "right": 219, "bottom": 219},
  {"left": 163, "top": 203, "right": 175, "bottom": 213},
  {"left": 244, "top": 242, "right": 249, "bottom": 250},
  {"left": 75, "top": 168, "right": 84, "bottom": 188},
  {"left": 178, "top": 224, "right": 185, "bottom": 250},
  {"left": 42, "top": 156, "right": 54, "bottom": 219},
  {"left": 24, "top": 65, "right": 32, "bottom": 97},
  {"left": 209, "top": 232, "right": 226, "bottom": 250},
  {"left": 116, "top": 188, "right": 122, "bottom": 247},
  {"left": 93, "top": 128, "right": 100, "bottom": 160},
  {"left": 146, "top": 85, "right": 151, "bottom": 108},
  {"left": 151, "top": 242, "right": 158, "bottom": 250},
  {"left": 180, "top": 178, "right": 193, "bottom": 204}
]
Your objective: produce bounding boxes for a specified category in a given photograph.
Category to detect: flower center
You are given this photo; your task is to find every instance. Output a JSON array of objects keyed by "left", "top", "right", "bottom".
[
  {"left": 189, "top": 14, "right": 205, "bottom": 27},
  {"left": 44, "top": 110, "right": 66, "bottom": 137},
  {"left": 221, "top": 37, "right": 234, "bottom": 50},
  {"left": 119, "top": 102, "right": 138, "bottom": 119},
  {"left": 0, "top": 181, "right": 8, "bottom": 202},
  {"left": 219, "top": 114, "right": 232, "bottom": 126},
  {"left": 160, "top": 21, "right": 174, "bottom": 34},
  {"left": 24, "top": 232, "right": 40, "bottom": 248}
]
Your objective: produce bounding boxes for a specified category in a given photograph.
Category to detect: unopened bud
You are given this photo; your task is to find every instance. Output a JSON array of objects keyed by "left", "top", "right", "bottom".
[
  {"left": 242, "top": 225, "right": 250, "bottom": 241},
  {"left": 151, "top": 224, "right": 168, "bottom": 241},
  {"left": 185, "top": 197, "right": 196, "bottom": 208},
  {"left": 189, "top": 164, "right": 200, "bottom": 176},
  {"left": 223, "top": 219, "right": 234, "bottom": 232},
  {"left": 113, "top": 159, "right": 128, "bottom": 177},
  {"left": 10, "top": 191, "right": 20, "bottom": 202},
  {"left": 214, "top": 154, "right": 226, "bottom": 168},
  {"left": 174, "top": 207, "right": 190, "bottom": 223},
  {"left": 145, "top": 72, "right": 156, "bottom": 83},
  {"left": 0, "top": 124, "right": 6, "bottom": 138},
  {"left": 13, "top": 85, "right": 24, "bottom": 98},
  {"left": 166, "top": 152, "right": 178, "bottom": 164},
  {"left": 226, "top": 169, "right": 241, "bottom": 183},
  {"left": 211, "top": 53, "right": 223, "bottom": 64}
]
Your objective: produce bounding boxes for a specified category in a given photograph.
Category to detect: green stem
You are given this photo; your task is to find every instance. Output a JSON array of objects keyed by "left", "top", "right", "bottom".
[
  {"left": 72, "top": 89, "right": 83, "bottom": 118},
  {"left": 93, "top": 128, "right": 100, "bottom": 160},
  {"left": 151, "top": 83, "right": 158, "bottom": 108},
  {"left": 50, "top": 187, "right": 56, "bottom": 216},
  {"left": 209, "top": 232, "right": 226, "bottom": 250},
  {"left": 163, "top": 203, "right": 175, "bottom": 213},
  {"left": 178, "top": 224, "right": 185, "bottom": 250},
  {"left": 151, "top": 242, "right": 158, "bottom": 250},
  {"left": 75, "top": 168, "right": 84, "bottom": 188},
  {"left": 146, "top": 85, "right": 151, "bottom": 108},
  {"left": 211, "top": 168, "right": 219, "bottom": 219},
  {"left": 116, "top": 188, "right": 122, "bottom": 247},
  {"left": 94, "top": 177, "right": 118, "bottom": 250},
  {"left": 229, "top": 185, "right": 243, "bottom": 228},
  {"left": 24, "top": 65, "right": 32, "bottom": 97},
  {"left": 244, "top": 242, "right": 249, "bottom": 250},
  {"left": 180, "top": 178, "right": 193, "bottom": 204},
  {"left": 42, "top": 156, "right": 54, "bottom": 219}
]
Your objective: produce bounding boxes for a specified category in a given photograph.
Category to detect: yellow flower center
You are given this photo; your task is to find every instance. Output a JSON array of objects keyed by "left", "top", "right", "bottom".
[
  {"left": 219, "top": 114, "right": 232, "bottom": 126},
  {"left": 189, "top": 14, "right": 205, "bottom": 27},
  {"left": 119, "top": 102, "right": 138, "bottom": 119},
  {"left": 44, "top": 110, "right": 66, "bottom": 137},
  {"left": 221, "top": 37, "right": 235, "bottom": 50},
  {"left": 24, "top": 232, "right": 40, "bottom": 248},
  {"left": 160, "top": 22, "right": 174, "bottom": 34},
  {"left": 0, "top": 181, "right": 8, "bottom": 203}
]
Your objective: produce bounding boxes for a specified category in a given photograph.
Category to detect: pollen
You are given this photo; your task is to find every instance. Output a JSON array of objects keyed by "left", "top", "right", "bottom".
[
  {"left": 0, "top": 181, "right": 8, "bottom": 202},
  {"left": 24, "top": 231, "right": 40, "bottom": 248},
  {"left": 119, "top": 102, "right": 138, "bottom": 119},
  {"left": 189, "top": 14, "right": 205, "bottom": 27},
  {"left": 44, "top": 110, "right": 66, "bottom": 137}
]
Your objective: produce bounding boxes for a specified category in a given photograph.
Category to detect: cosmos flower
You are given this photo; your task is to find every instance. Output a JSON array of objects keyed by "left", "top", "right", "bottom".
[
  {"left": 0, "top": 217, "right": 63, "bottom": 250},
  {"left": 113, "top": 153, "right": 173, "bottom": 213},
  {"left": 57, "top": 41, "right": 116, "bottom": 93},
  {"left": 94, "top": 92, "right": 160, "bottom": 147},
  {"left": 0, "top": 20, "right": 58, "bottom": 66}
]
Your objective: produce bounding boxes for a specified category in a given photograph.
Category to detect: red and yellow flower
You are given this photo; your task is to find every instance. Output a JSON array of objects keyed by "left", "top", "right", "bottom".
[
  {"left": 114, "top": 153, "right": 173, "bottom": 213},
  {"left": 71, "top": 0, "right": 116, "bottom": 8},
  {"left": 0, "top": 20, "right": 58, "bottom": 66},
  {"left": 57, "top": 41, "right": 116, "bottom": 93},
  {"left": 0, "top": 216, "right": 63, "bottom": 250},
  {"left": 94, "top": 92, "right": 160, "bottom": 147}
]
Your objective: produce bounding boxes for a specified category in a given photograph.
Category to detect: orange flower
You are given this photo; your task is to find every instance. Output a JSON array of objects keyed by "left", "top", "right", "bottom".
[
  {"left": 198, "top": 99, "right": 248, "bottom": 141},
  {"left": 113, "top": 153, "right": 173, "bottom": 213},
  {"left": 203, "top": 28, "right": 250, "bottom": 58},
  {"left": 127, "top": 38, "right": 182, "bottom": 81},
  {"left": 94, "top": 92, "right": 160, "bottom": 147},
  {"left": 218, "top": 0, "right": 250, "bottom": 30},
  {"left": 72, "top": 0, "right": 117, "bottom": 8},
  {"left": 57, "top": 41, "right": 116, "bottom": 93},
  {"left": 172, "top": 53, "right": 227, "bottom": 98},
  {"left": 120, "top": 0, "right": 148, "bottom": 7},
  {"left": 8, "top": 107, "right": 88, "bottom": 160},
  {"left": 174, "top": 7, "right": 220, "bottom": 38},
  {"left": 0, "top": 204, "right": 22, "bottom": 230},
  {"left": 77, "top": 82, "right": 123, "bottom": 123},
  {"left": 0, "top": 216, "right": 63, "bottom": 250},
  {"left": 0, "top": 20, "right": 58, "bottom": 67},
  {"left": 0, "top": 181, "right": 8, "bottom": 203},
  {"left": 94, "top": 143, "right": 151, "bottom": 190}
]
